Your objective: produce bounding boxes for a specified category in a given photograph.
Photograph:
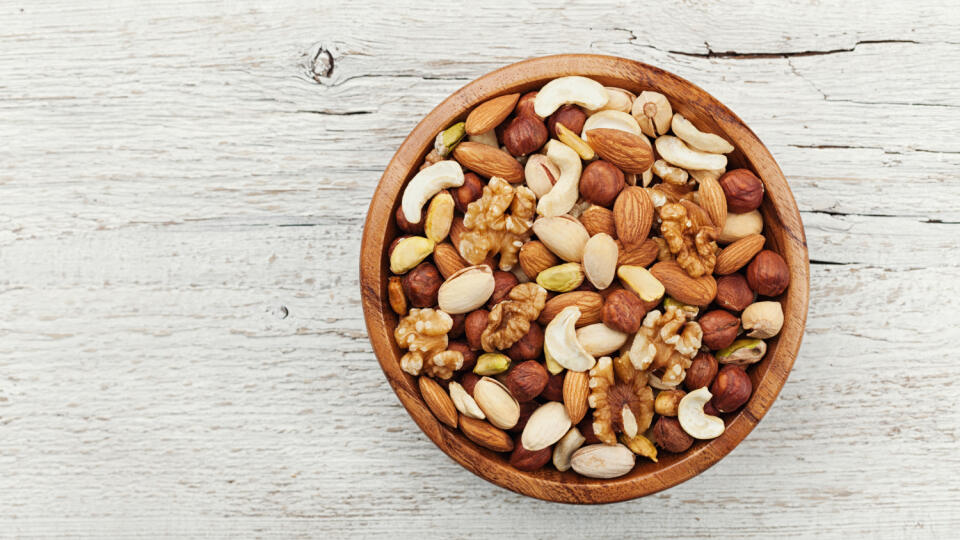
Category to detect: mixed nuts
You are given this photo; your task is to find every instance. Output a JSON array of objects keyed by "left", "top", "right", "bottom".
[{"left": 388, "top": 77, "right": 790, "bottom": 479}]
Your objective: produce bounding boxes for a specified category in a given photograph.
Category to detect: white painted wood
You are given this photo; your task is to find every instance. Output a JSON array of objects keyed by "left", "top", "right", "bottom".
[{"left": 1, "top": 0, "right": 958, "bottom": 538}]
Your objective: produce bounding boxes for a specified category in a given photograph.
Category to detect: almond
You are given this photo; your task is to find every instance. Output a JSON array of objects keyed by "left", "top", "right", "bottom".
[
  {"left": 617, "top": 239, "right": 658, "bottom": 267},
  {"left": 419, "top": 376, "right": 458, "bottom": 428},
  {"left": 716, "top": 234, "right": 766, "bottom": 275},
  {"left": 679, "top": 199, "right": 714, "bottom": 229},
  {"left": 562, "top": 371, "right": 590, "bottom": 425},
  {"left": 433, "top": 242, "right": 468, "bottom": 279},
  {"left": 452, "top": 142, "right": 523, "bottom": 183},
  {"left": 518, "top": 240, "right": 560, "bottom": 280},
  {"left": 584, "top": 128, "right": 655, "bottom": 173},
  {"left": 649, "top": 261, "right": 717, "bottom": 306},
  {"left": 538, "top": 291, "right": 603, "bottom": 327},
  {"left": 698, "top": 176, "right": 727, "bottom": 229},
  {"left": 459, "top": 415, "right": 514, "bottom": 452},
  {"left": 465, "top": 93, "right": 520, "bottom": 136},
  {"left": 580, "top": 205, "right": 616, "bottom": 237},
  {"left": 613, "top": 186, "right": 653, "bottom": 248}
]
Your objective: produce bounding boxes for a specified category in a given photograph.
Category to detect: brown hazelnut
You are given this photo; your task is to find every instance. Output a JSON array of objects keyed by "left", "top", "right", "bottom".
[
  {"left": 577, "top": 415, "right": 601, "bottom": 445},
  {"left": 503, "top": 360, "right": 549, "bottom": 402},
  {"left": 541, "top": 372, "right": 564, "bottom": 402},
  {"left": 502, "top": 115, "right": 548, "bottom": 157},
  {"left": 509, "top": 441, "right": 553, "bottom": 471},
  {"left": 654, "top": 389, "right": 686, "bottom": 416},
  {"left": 395, "top": 205, "right": 425, "bottom": 235},
  {"left": 547, "top": 104, "right": 586, "bottom": 138},
  {"left": 449, "top": 313, "right": 466, "bottom": 339},
  {"left": 719, "top": 169, "right": 764, "bottom": 213},
  {"left": 453, "top": 172, "right": 484, "bottom": 213},
  {"left": 460, "top": 372, "right": 480, "bottom": 395},
  {"left": 715, "top": 273, "right": 755, "bottom": 312},
  {"left": 703, "top": 399, "right": 720, "bottom": 417},
  {"left": 464, "top": 309, "right": 490, "bottom": 350},
  {"left": 699, "top": 309, "right": 740, "bottom": 350},
  {"left": 746, "top": 250, "right": 790, "bottom": 297},
  {"left": 488, "top": 271, "right": 520, "bottom": 308},
  {"left": 710, "top": 365, "right": 753, "bottom": 413},
  {"left": 652, "top": 416, "right": 694, "bottom": 453},
  {"left": 387, "top": 235, "right": 408, "bottom": 258},
  {"left": 447, "top": 341, "right": 477, "bottom": 372},
  {"left": 602, "top": 288, "right": 647, "bottom": 334},
  {"left": 580, "top": 161, "right": 625, "bottom": 207},
  {"left": 506, "top": 322, "right": 544, "bottom": 361},
  {"left": 510, "top": 401, "right": 538, "bottom": 433},
  {"left": 402, "top": 262, "right": 441, "bottom": 307},
  {"left": 515, "top": 91, "right": 540, "bottom": 119},
  {"left": 684, "top": 351, "right": 719, "bottom": 391}
]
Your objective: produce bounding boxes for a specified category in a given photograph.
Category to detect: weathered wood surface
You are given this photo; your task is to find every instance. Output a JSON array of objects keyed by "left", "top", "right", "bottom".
[{"left": 1, "top": 0, "right": 958, "bottom": 537}]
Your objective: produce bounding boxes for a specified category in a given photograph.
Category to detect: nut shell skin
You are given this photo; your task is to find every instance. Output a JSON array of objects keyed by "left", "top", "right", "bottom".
[
  {"left": 710, "top": 365, "right": 753, "bottom": 413},
  {"left": 509, "top": 442, "right": 553, "bottom": 471},
  {"left": 547, "top": 104, "right": 587, "bottom": 138},
  {"left": 460, "top": 372, "right": 480, "bottom": 396},
  {"left": 449, "top": 313, "right": 466, "bottom": 339},
  {"left": 453, "top": 173, "right": 484, "bottom": 213},
  {"left": 506, "top": 322, "right": 544, "bottom": 361},
  {"left": 715, "top": 273, "right": 755, "bottom": 312},
  {"left": 396, "top": 205, "right": 425, "bottom": 235},
  {"left": 402, "top": 262, "right": 442, "bottom": 307},
  {"left": 652, "top": 416, "right": 694, "bottom": 453},
  {"left": 515, "top": 91, "right": 540, "bottom": 119},
  {"left": 488, "top": 271, "right": 520, "bottom": 308},
  {"left": 464, "top": 309, "right": 490, "bottom": 350},
  {"left": 602, "top": 288, "right": 647, "bottom": 334},
  {"left": 502, "top": 115, "right": 548, "bottom": 157},
  {"left": 541, "top": 373, "right": 564, "bottom": 402},
  {"left": 746, "top": 250, "right": 790, "bottom": 297},
  {"left": 580, "top": 161, "right": 625, "bottom": 207},
  {"left": 699, "top": 309, "right": 740, "bottom": 350},
  {"left": 684, "top": 351, "right": 719, "bottom": 391},
  {"left": 719, "top": 169, "right": 764, "bottom": 213},
  {"left": 503, "top": 361, "right": 549, "bottom": 402}
]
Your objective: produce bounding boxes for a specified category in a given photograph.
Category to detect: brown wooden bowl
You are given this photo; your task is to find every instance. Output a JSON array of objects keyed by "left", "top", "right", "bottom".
[{"left": 360, "top": 54, "right": 809, "bottom": 504}]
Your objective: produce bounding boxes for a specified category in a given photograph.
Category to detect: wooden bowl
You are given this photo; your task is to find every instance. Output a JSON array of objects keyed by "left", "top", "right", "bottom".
[{"left": 360, "top": 54, "right": 809, "bottom": 504}]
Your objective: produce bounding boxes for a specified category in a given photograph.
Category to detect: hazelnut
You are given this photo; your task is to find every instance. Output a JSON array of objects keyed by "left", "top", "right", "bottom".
[
  {"left": 652, "top": 416, "right": 694, "bottom": 453},
  {"left": 715, "top": 273, "right": 755, "bottom": 312},
  {"left": 684, "top": 351, "right": 719, "bottom": 391},
  {"left": 502, "top": 115, "right": 548, "bottom": 157},
  {"left": 387, "top": 235, "right": 408, "bottom": 258},
  {"left": 654, "top": 389, "right": 686, "bottom": 416},
  {"left": 503, "top": 360, "right": 549, "bottom": 402},
  {"left": 395, "top": 205, "right": 424, "bottom": 235},
  {"left": 547, "top": 104, "right": 586, "bottom": 138},
  {"left": 453, "top": 172, "right": 484, "bottom": 213},
  {"left": 402, "top": 262, "right": 442, "bottom": 307},
  {"left": 540, "top": 372, "right": 564, "bottom": 402},
  {"left": 460, "top": 372, "right": 480, "bottom": 395},
  {"left": 515, "top": 91, "right": 539, "bottom": 119},
  {"left": 746, "top": 250, "right": 790, "bottom": 297},
  {"left": 580, "top": 161, "right": 625, "bottom": 207},
  {"left": 510, "top": 400, "right": 539, "bottom": 433},
  {"left": 710, "top": 365, "right": 753, "bottom": 413},
  {"left": 719, "top": 169, "right": 764, "bottom": 213},
  {"left": 577, "top": 415, "right": 601, "bottom": 445},
  {"left": 488, "top": 271, "right": 520, "bottom": 308},
  {"left": 449, "top": 313, "right": 466, "bottom": 339},
  {"left": 601, "top": 288, "right": 647, "bottom": 334},
  {"left": 509, "top": 441, "right": 553, "bottom": 471},
  {"left": 464, "top": 309, "right": 490, "bottom": 350},
  {"left": 447, "top": 341, "right": 477, "bottom": 372},
  {"left": 506, "top": 322, "right": 544, "bottom": 361},
  {"left": 699, "top": 309, "right": 740, "bottom": 350},
  {"left": 703, "top": 399, "right": 720, "bottom": 417}
]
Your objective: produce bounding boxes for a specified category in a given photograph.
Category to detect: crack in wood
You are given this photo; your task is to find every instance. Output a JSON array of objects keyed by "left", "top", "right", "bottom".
[{"left": 668, "top": 39, "right": 921, "bottom": 59}]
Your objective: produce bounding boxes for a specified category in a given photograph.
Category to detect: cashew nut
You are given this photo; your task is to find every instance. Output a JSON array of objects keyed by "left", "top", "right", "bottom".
[
  {"left": 655, "top": 136, "right": 728, "bottom": 172},
  {"left": 678, "top": 387, "right": 725, "bottom": 439},
  {"left": 741, "top": 301, "right": 784, "bottom": 339},
  {"left": 523, "top": 154, "right": 560, "bottom": 198},
  {"left": 671, "top": 114, "right": 734, "bottom": 154},
  {"left": 581, "top": 110, "right": 643, "bottom": 141},
  {"left": 544, "top": 306, "right": 596, "bottom": 372},
  {"left": 534, "top": 76, "right": 609, "bottom": 118},
  {"left": 536, "top": 139, "right": 582, "bottom": 217},
  {"left": 631, "top": 91, "right": 672, "bottom": 137},
  {"left": 652, "top": 159, "right": 689, "bottom": 185},
  {"left": 718, "top": 210, "right": 763, "bottom": 244},
  {"left": 552, "top": 427, "right": 586, "bottom": 472},
  {"left": 401, "top": 160, "right": 465, "bottom": 223}
]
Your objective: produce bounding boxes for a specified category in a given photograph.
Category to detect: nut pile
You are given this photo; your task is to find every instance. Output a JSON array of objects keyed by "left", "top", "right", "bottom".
[{"left": 388, "top": 76, "right": 790, "bottom": 479}]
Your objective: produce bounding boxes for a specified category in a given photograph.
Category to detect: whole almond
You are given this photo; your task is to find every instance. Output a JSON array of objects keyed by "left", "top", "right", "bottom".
[
  {"left": 519, "top": 240, "right": 560, "bottom": 280},
  {"left": 580, "top": 205, "right": 616, "bottom": 237},
  {"left": 649, "top": 261, "right": 717, "bottom": 306},
  {"left": 715, "top": 234, "right": 766, "bottom": 275},
  {"left": 613, "top": 186, "right": 654, "bottom": 248},
  {"left": 459, "top": 415, "right": 514, "bottom": 452},
  {"left": 521, "top": 402, "right": 572, "bottom": 451},
  {"left": 538, "top": 291, "right": 604, "bottom": 327},
  {"left": 563, "top": 371, "right": 590, "bottom": 425},
  {"left": 584, "top": 128, "right": 655, "bottom": 173},
  {"left": 679, "top": 199, "right": 714, "bottom": 229},
  {"left": 582, "top": 233, "right": 619, "bottom": 289},
  {"left": 617, "top": 239, "right": 659, "bottom": 267},
  {"left": 465, "top": 93, "right": 520, "bottom": 136},
  {"left": 419, "top": 376, "right": 458, "bottom": 428},
  {"left": 434, "top": 242, "right": 469, "bottom": 279},
  {"left": 698, "top": 176, "right": 728, "bottom": 229},
  {"left": 452, "top": 142, "right": 523, "bottom": 183}
]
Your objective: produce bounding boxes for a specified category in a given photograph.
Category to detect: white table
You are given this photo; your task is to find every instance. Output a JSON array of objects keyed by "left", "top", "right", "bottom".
[{"left": 2, "top": 1, "right": 958, "bottom": 537}]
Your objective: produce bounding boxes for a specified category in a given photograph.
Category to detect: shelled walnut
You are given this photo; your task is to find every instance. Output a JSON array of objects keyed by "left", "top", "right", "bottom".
[
  {"left": 480, "top": 282, "right": 547, "bottom": 352},
  {"left": 588, "top": 356, "right": 654, "bottom": 445},
  {"left": 659, "top": 202, "right": 718, "bottom": 277},
  {"left": 394, "top": 308, "right": 463, "bottom": 379},
  {"left": 459, "top": 177, "right": 536, "bottom": 271},
  {"left": 627, "top": 305, "right": 702, "bottom": 388}
]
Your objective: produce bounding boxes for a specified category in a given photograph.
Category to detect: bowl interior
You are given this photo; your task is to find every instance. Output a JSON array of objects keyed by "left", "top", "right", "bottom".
[{"left": 359, "top": 54, "right": 809, "bottom": 503}]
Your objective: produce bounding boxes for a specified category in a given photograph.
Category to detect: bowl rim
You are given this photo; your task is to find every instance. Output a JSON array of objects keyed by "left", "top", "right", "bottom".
[{"left": 359, "top": 54, "right": 809, "bottom": 504}]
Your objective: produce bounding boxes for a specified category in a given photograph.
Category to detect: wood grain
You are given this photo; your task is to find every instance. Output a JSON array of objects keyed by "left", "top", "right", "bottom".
[{"left": 1, "top": 0, "right": 958, "bottom": 536}]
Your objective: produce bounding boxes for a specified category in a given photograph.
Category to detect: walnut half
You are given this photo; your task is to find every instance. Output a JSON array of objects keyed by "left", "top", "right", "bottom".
[
  {"left": 394, "top": 308, "right": 463, "bottom": 379},
  {"left": 480, "top": 282, "right": 547, "bottom": 352},
  {"left": 659, "top": 202, "right": 718, "bottom": 277},
  {"left": 459, "top": 177, "right": 536, "bottom": 271}
]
